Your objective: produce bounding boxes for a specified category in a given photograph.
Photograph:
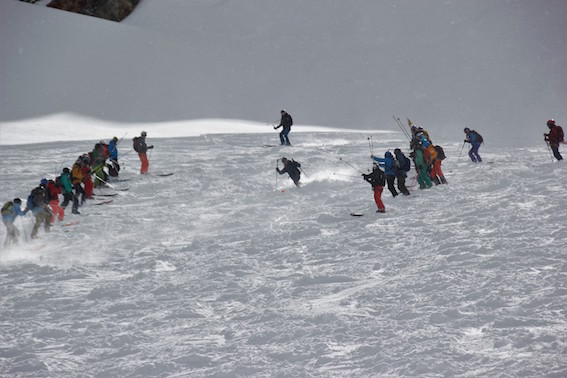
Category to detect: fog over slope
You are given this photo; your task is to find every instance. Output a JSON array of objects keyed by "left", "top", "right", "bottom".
[{"left": 1, "top": 0, "right": 566, "bottom": 146}]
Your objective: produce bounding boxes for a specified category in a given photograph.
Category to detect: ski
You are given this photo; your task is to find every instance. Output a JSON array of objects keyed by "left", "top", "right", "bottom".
[
  {"left": 350, "top": 212, "right": 364, "bottom": 217},
  {"left": 91, "top": 199, "right": 113, "bottom": 205},
  {"left": 93, "top": 193, "right": 118, "bottom": 197},
  {"left": 63, "top": 220, "right": 80, "bottom": 227}
]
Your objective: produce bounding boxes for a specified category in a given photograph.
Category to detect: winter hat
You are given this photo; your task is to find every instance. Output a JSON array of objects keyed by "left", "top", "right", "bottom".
[
  {"left": 13, "top": 198, "right": 21, "bottom": 204},
  {"left": 63, "top": 167, "right": 70, "bottom": 173},
  {"left": 464, "top": 127, "right": 470, "bottom": 133},
  {"left": 547, "top": 119, "right": 555, "bottom": 127},
  {"left": 40, "top": 178, "right": 48, "bottom": 187}
]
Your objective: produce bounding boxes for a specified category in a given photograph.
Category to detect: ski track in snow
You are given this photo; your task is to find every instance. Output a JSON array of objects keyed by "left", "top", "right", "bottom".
[{"left": 1, "top": 133, "right": 566, "bottom": 377}]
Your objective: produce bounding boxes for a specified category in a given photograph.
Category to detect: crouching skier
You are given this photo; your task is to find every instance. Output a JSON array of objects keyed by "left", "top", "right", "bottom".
[
  {"left": 276, "top": 157, "right": 301, "bottom": 187},
  {"left": 362, "top": 162, "right": 386, "bottom": 213}
]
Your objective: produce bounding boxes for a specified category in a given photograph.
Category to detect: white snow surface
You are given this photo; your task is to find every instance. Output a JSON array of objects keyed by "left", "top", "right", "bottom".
[{"left": 1, "top": 127, "right": 566, "bottom": 377}]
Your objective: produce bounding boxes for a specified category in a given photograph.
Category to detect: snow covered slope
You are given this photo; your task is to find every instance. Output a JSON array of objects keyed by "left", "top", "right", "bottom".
[{"left": 1, "top": 131, "right": 565, "bottom": 376}]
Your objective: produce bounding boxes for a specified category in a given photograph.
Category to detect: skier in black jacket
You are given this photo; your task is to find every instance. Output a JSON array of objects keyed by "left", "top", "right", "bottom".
[
  {"left": 274, "top": 110, "right": 293, "bottom": 145},
  {"left": 276, "top": 157, "right": 301, "bottom": 186}
]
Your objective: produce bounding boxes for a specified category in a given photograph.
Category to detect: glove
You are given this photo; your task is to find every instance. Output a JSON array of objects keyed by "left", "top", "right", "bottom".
[
  {"left": 273, "top": 127, "right": 277, "bottom": 130},
  {"left": 370, "top": 154, "right": 374, "bottom": 159},
  {"left": 149, "top": 145, "right": 154, "bottom": 149}
]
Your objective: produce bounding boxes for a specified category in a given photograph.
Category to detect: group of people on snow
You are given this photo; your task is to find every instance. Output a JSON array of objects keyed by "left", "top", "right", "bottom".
[
  {"left": 2, "top": 130, "right": 157, "bottom": 246},
  {"left": 2, "top": 136, "right": 122, "bottom": 246},
  {"left": 361, "top": 124, "right": 449, "bottom": 213}
]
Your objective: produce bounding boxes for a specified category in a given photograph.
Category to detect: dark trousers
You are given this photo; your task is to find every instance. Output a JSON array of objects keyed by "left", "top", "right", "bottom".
[
  {"left": 279, "top": 128, "right": 291, "bottom": 145},
  {"left": 396, "top": 175, "right": 410, "bottom": 195},
  {"left": 386, "top": 175, "right": 398, "bottom": 197},
  {"left": 550, "top": 143, "right": 563, "bottom": 161}
]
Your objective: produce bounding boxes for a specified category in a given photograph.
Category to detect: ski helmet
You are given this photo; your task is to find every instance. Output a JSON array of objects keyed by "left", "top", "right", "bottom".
[{"left": 464, "top": 127, "right": 470, "bottom": 133}]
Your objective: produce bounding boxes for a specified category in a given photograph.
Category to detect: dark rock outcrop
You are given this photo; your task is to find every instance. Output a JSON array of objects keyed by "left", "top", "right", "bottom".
[{"left": 46, "top": 0, "right": 139, "bottom": 22}]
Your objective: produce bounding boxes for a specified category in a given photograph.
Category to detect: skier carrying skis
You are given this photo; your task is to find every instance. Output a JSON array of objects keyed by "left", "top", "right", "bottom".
[
  {"left": 362, "top": 162, "right": 386, "bottom": 213},
  {"left": 274, "top": 110, "right": 293, "bottom": 146},
  {"left": 544, "top": 119, "right": 564, "bottom": 161},
  {"left": 133, "top": 131, "right": 154, "bottom": 174},
  {"left": 276, "top": 157, "right": 301, "bottom": 186},
  {"left": 2, "top": 198, "right": 27, "bottom": 246},
  {"left": 464, "top": 127, "right": 483, "bottom": 162}
]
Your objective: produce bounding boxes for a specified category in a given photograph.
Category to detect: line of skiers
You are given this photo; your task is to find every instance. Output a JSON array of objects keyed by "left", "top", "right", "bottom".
[
  {"left": 363, "top": 124, "right": 450, "bottom": 213},
  {"left": 2, "top": 137, "right": 121, "bottom": 246}
]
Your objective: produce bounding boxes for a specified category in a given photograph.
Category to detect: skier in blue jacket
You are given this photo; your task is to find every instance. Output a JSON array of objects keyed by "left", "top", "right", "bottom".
[
  {"left": 2, "top": 198, "right": 27, "bottom": 246},
  {"left": 371, "top": 151, "right": 398, "bottom": 197},
  {"left": 464, "top": 127, "right": 483, "bottom": 162}
]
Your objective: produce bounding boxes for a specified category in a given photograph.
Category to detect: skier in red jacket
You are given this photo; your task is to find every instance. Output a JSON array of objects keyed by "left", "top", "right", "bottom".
[{"left": 544, "top": 119, "right": 564, "bottom": 161}]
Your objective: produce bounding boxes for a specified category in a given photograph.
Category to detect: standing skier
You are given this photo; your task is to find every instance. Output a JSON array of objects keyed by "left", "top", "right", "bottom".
[
  {"left": 371, "top": 151, "right": 398, "bottom": 197},
  {"left": 362, "top": 163, "right": 386, "bottom": 213},
  {"left": 274, "top": 110, "right": 293, "bottom": 146},
  {"left": 276, "top": 157, "right": 301, "bottom": 186},
  {"left": 544, "top": 119, "right": 564, "bottom": 161},
  {"left": 464, "top": 127, "right": 483, "bottom": 162},
  {"left": 393, "top": 148, "right": 411, "bottom": 195},
  {"left": 133, "top": 131, "right": 154, "bottom": 174}
]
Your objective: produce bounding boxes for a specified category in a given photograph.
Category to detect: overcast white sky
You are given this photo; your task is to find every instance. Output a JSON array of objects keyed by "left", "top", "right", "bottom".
[{"left": 1, "top": 0, "right": 566, "bottom": 146}]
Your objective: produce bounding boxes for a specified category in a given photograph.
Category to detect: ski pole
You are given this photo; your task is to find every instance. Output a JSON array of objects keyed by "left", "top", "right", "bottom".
[
  {"left": 457, "top": 141, "right": 466, "bottom": 163},
  {"left": 368, "top": 136, "right": 374, "bottom": 156},
  {"left": 338, "top": 157, "right": 364, "bottom": 174},
  {"left": 331, "top": 173, "right": 360, "bottom": 178},
  {"left": 393, "top": 116, "right": 412, "bottom": 140},
  {"left": 20, "top": 216, "right": 29, "bottom": 242},
  {"left": 275, "top": 159, "right": 278, "bottom": 190},
  {"left": 545, "top": 141, "right": 554, "bottom": 162}
]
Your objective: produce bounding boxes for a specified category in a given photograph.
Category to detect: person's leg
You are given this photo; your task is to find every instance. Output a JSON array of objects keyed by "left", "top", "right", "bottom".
[
  {"left": 397, "top": 175, "right": 410, "bottom": 195},
  {"left": 551, "top": 144, "right": 563, "bottom": 161},
  {"left": 386, "top": 175, "right": 398, "bottom": 197},
  {"left": 374, "top": 186, "right": 385, "bottom": 212}
]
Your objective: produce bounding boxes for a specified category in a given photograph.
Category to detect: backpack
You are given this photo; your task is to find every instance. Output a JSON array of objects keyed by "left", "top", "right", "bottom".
[
  {"left": 133, "top": 137, "right": 140, "bottom": 152},
  {"left": 1, "top": 201, "right": 14, "bottom": 216},
  {"left": 397, "top": 156, "right": 411, "bottom": 172},
  {"left": 558, "top": 126, "right": 565, "bottom": 142},
  {"left": 471, "top": 130, "right": 483, "bottom": 144},
  {"left": 434, "top": 145, "right": 446, "bottom": 160},
  {"left": 55, "top": 175, "right": 62, "bottom": 187},
  {"left": 27, "top": 187, "right": 45, "bottom": 210}
]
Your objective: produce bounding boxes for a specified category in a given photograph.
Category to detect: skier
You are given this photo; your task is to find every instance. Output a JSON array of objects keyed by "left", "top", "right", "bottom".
[
  {"left": 2, "top": 198, "right": 27, "bottom": 246},
  {"left": 71, "top": 158, "right": 86, "bottom": 214},
  {"left": 430, "top": 145, "right": 448, "bottom": 185},
  {"left": 414, "top": 147, "right": 433, "bottom": 189},
  {"left": 133, "top": 131, "right": 154, "bottom": 174},
  {"left": 45, "top": 178, "right": 64, "bottom": 222},
  {"left": 464, "top": 127, "right": 483, "bottom": 162},
  {"left": 544, "top": 119, "right": 564, "bottom": 161},
  {"left": 60, "top": 167, "right": 74, "bottom": 210},
  {"left": 91, "top": 143, "right": 108, "bottom": 187},
  {"left": 27, "top": 182, "right": 52, "bottom": 239},
  {"left": 393, "top": 148, "right": 411, "bottom": 195},
  {"left": 107, "top": 136, "right": 120, "bottom": 177},
  {"left": 362, "top": 163, "right": 386, "bottom": 213},
  {"left": 371, "top": 151, "right": 398, "bottom": 197},
  {"left": 276, "top": 157, "right": 301, "bottom": 186},
  {"left": 274, "top": 110, "right": 293, "bottom": 146}
]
